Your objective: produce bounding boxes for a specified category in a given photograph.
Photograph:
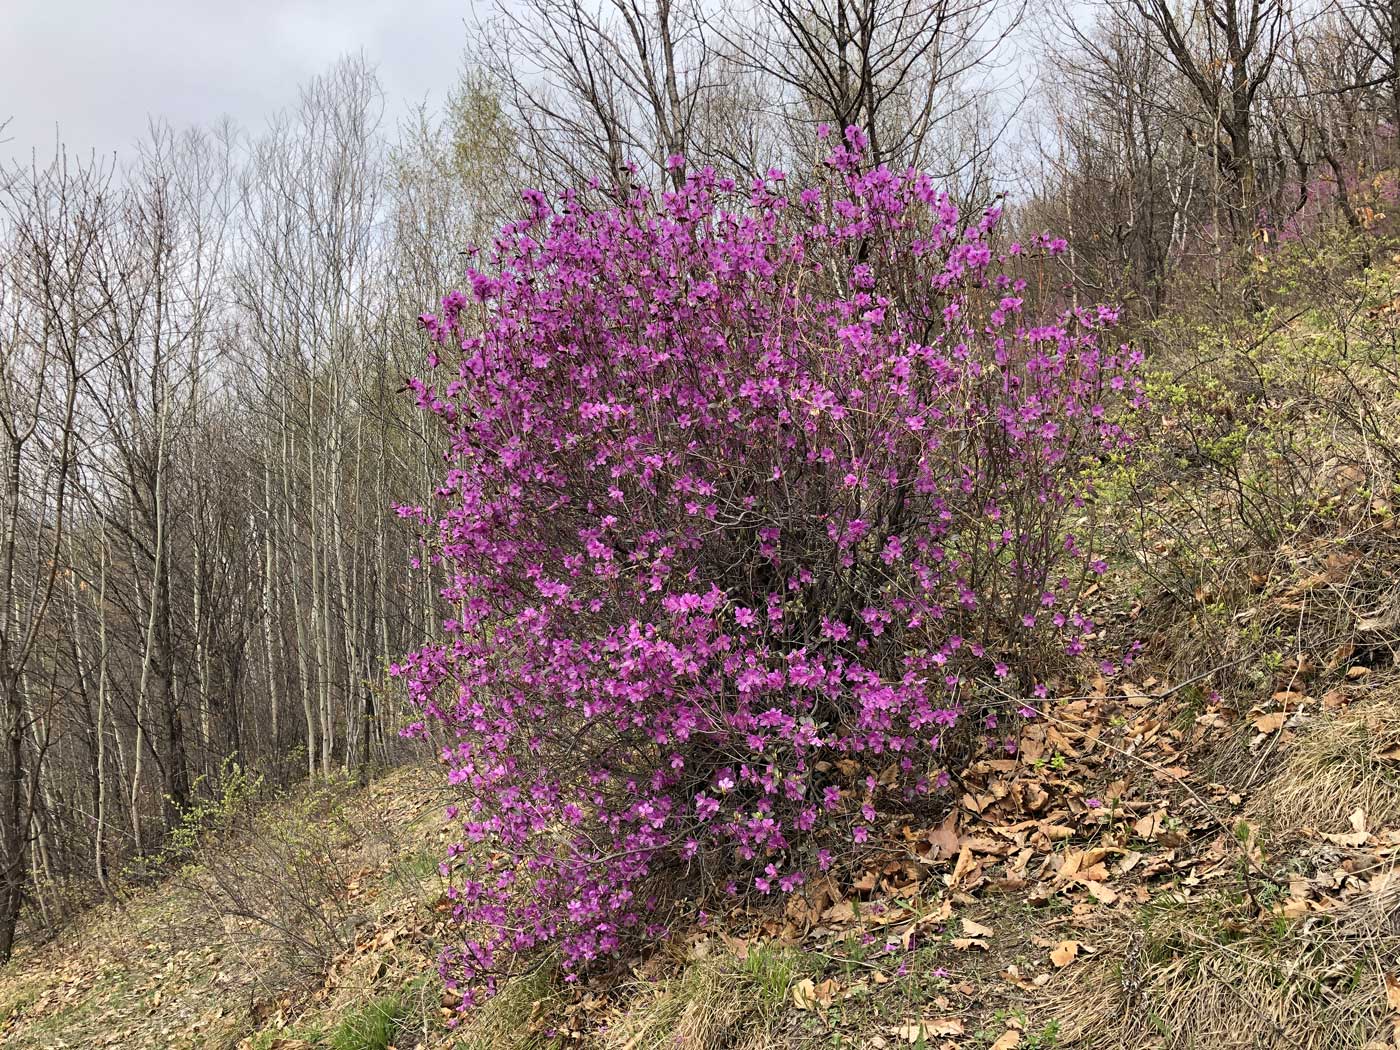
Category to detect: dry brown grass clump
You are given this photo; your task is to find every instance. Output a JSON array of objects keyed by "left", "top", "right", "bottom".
[
  {"left": 1042, "top": 874, "right": 1400, "bottom": 1049},
  {"left": 602, "top": 961, "right": 761, "bottom": 1050},
  {"left": 435, "top": 940, "right": 798, "bottom": 1050},
  {"left": 1248, "top": 686, "right": 1400, "bottom": 838}
]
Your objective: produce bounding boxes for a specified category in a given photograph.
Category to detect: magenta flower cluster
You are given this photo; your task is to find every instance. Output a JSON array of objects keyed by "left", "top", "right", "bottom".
[{"left": 394, "top": 129, "right": 1142, "bottom": 1006}]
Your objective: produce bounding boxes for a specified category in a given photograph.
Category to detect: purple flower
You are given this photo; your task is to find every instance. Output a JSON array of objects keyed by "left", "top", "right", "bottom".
[{"left": 399, "top": 129, "right": 1139, "bottom": 1010}]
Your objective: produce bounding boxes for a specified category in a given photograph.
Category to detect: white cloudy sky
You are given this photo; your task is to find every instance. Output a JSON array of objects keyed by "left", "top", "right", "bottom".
[{"left": 0, "top": 0, "right": 473, "bottom": 164}]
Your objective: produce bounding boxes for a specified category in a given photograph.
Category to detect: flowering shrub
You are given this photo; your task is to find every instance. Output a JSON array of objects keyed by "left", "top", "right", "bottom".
[{"left": 395, "top": 128, "right": 1142, "bottom": 1006}]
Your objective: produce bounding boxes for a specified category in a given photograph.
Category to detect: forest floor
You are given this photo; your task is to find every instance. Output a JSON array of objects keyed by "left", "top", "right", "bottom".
[{"left": 4, "top": 632, "right": 1400, "bottom": 1050}]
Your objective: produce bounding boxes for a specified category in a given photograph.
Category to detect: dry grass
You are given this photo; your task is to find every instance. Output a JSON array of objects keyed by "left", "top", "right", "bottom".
[
  {"left": 1042, "top": 874, "right": 1400, "bottom": 1049},
  {"left": 602, "top": 958, "right": 763, "bottom": 1050},
  {"left": 447, "top": 941, "right": 793, "bottom": 1050},
  {"left": 449, "top": 965, "right": 567, "bottom": 1050},
  {"left": 0, "top": 764, "right": 451, "bottom": 1050},
  {"left": 1249, "top": 686, "right": 1400, "bottom": 838},
  {"left": 1039, "top": 680, "right": 1400, "bottom": 1050}
]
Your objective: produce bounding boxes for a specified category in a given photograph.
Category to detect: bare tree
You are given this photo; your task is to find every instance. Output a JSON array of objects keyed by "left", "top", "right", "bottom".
[
  {"left": 232, "top": 55, "right": 390, "bottom": 777},
  {"left": 1264, "top": 5, "right": 1390, "bottom": 238},
  {"left": 1335, "top": 0, "right": 1400, "bottom": 150},
  {"left": 1032, "top": 2, "right": 1207, "bottom": 313},
  {"left": 477, "top": 0, "right": 716, "bottom": 191},
  {"left": 1125, "top": 0, "right": 1288, "bottom": 235},
  {"left": 0, "top": 151, "right": 112, "bottom": 961},
  {"left": 731, "top": 0, "right": 1021, "bottom": 181},
  {"left": 0, "top": 57, "right": 446, "bottom": 950}
]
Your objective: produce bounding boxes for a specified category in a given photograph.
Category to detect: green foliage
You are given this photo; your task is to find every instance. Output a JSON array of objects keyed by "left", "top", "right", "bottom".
[
  {"left": 1103, "top": 227, "right": 1400, "bottom": 712},
  {"left": 169, "top": 770, "right": 371, "bottom": 983},
  {"left": 125, "top": 758, "right": 264, "bottom": 880},
  {"left": 246, "top": 991, "right": 409, "bottom": 1050},
  {"left": 738, "top": 942, "right": 809, "bottom": 1012},
  {"left": 390, "top": 69, "right": 520, "bottom": 257},
  {"left": 326, "top": 993, "right": 410, "bottom": 1050},
  {"left": 453, "top": 965, "right": 562, "bottom": 1050},
  {"left": 1022, "top": 1020, "right": 1064, "bottom": 1048}
]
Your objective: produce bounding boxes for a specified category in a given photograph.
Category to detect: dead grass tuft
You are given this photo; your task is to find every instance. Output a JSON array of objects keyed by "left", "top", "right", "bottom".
[
  {"left": 1250, "top": 686, "right": 1400, "bottom": 838},
  {"left": 451, "top": 964, "right": 566, "bottom": 1050},
  {"left": 601, "top": 942, "right": 806, "bottom": 1050},
  {"left": 603, "top": 961, "right": 754, "bottom": 1050},
  {"left": 1042, "top": 876, "right": 1400, "bottom": 1049}
]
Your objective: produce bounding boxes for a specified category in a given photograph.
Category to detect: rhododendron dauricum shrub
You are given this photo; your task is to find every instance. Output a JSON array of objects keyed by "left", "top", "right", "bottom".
[{"left": 394, "top": 128, "right": 1143, "bottom": 1006}]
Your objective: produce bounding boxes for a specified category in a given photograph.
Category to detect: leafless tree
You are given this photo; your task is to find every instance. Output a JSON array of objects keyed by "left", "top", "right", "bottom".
[
  {"left": 477, "top": 0, "right": 716, "bottom": 191},
  {"left": 1334, "top": 0, "right": 1400, "bottom": 149},
  {"left": 1124, "top": 0, "right": 1289, "bottom": 235},
  {"left": 729, "top": 0, "right": 1022, "bottom": 182},
  {"left": 0, "top": 150, "right": 113, "bottom": 961},
  {"left": 1031, "top": 2, "right": 1208, "bottom": 313}
]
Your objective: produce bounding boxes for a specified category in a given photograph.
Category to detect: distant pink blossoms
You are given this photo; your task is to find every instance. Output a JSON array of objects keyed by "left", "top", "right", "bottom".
[{"left": 394, "top": 127, "right": 1143, "bottom": 1007}]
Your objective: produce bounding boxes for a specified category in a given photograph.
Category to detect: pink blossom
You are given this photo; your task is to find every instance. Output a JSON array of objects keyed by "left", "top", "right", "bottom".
[{"left": 400, "top": 129, "right": 1140, "bottom": 1006}]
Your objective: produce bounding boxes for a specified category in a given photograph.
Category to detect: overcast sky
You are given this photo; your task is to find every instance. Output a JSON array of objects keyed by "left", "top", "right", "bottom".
[{"left": 0, "top": 0, "right": 471, "bottom": 165}]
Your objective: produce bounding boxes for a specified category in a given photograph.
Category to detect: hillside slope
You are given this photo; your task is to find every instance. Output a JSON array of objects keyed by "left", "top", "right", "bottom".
[
  {"left": 4, "top": 661, "right": 1399, "bottom": 1050},
  {"left": 7, "top": 259, "right": 1400, "bottom": 1050}
]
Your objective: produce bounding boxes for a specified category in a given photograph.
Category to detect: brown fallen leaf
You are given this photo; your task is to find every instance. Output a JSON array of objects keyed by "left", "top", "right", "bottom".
[
  {"left": 1001, "top": 964, "right": 1050, "bottom": 989},
  {"left": 822, "top": 899, "right": 856, "bottom": 924},
  {"left": 989, "top": 1030, "right": 1022, "bottom": 1050},
  {"left": 1049, "top": 940, "right": 1080, "bottom": 967},
  {"left": 961, "top": 917, "right": 995, "bottom": 938},
  {"left": 1133, "top": 811, "right": 1164, "bottom": 839},
  {"left": 1085, "top": 881, "right": 1120, "bottom": 905},
  {"left": 1326, "top": 641, "right": 1356, "bottom": 672},
  {"left": 1252, "top": 711, "right": 1287, "bottom": 734},
  {"left": 927, "top": 811, "right": 961, "bottom": 861},
  {"left": 893, "top": 1018, "right": 965, "bottom": 1042},
  {"left": 719, "top": 932, "right": 751, "bottom": 960},
  {"left": 1385, "top": 970, "right": 1400, "bottom": 1012},
  {"left": 791, "top": 977, "right": 818, "bottom": 1010},
  {"left": 1323, "top": 807, "right": 1370, "bottom": 848},
  {"left": 947, "top": 844, "right": 977, "bottom": 888},
  {"left": 950, "top": 937, "right": 988, "bottom": 951}
]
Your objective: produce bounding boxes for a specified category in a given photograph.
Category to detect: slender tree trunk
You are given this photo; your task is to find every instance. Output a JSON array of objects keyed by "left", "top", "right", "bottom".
[{"left": 94, "top": 541, "right": 110, "bottom": 893}]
